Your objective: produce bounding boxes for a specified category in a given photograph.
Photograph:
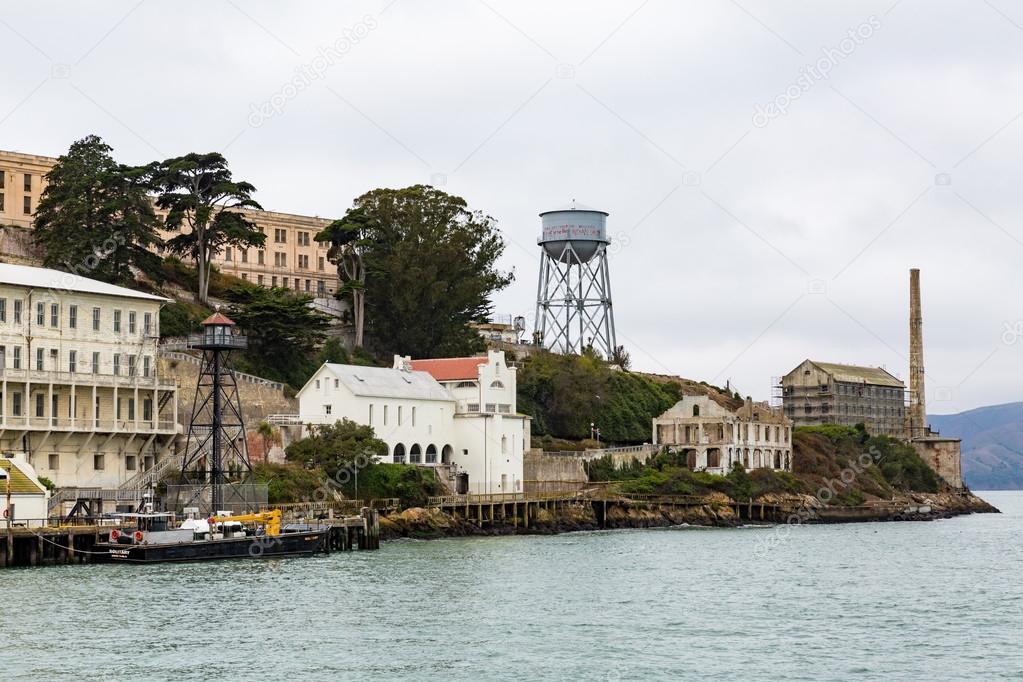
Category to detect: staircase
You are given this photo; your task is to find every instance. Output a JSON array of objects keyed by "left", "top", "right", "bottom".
[{"left": 118, "top": 452, "right": 182, "bottom": 493}]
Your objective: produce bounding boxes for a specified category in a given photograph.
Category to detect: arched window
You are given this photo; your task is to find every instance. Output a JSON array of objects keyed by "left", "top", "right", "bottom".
[
  {"left": 409, "top": 444, "right": 422, "bottom": 464},
  {"left": 455, "top": 381, "right": 478, "bottom": 389},
  {"left": 693, "top": 404, "right": 700, "bottom": 417},
  {"left": 425, "top": 444, "right": 437, "bottom": 463},
  {"left": 441, "top": 445, "right": 454, "bottom": 464},
  {"left": 393, "top": 443, "right": 406, "bottom": 464},
  {"left": 491, "top": 380, "right": 505, "bottom": 389}
]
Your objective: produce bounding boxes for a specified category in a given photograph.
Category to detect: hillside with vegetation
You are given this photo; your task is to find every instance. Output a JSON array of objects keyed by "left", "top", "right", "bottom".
[{"left": 588, "top": 424, "right": 946, "bottom": 505}]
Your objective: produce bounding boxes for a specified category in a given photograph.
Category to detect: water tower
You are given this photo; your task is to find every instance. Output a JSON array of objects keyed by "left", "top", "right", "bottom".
[{"left": 534, "top": 202, "right": 617, "bottom": 357}]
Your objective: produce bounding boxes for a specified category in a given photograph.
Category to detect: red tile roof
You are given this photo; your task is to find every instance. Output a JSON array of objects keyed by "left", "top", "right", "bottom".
[
  {"left": 202, "top": 312, "right": 236, "bottom": 326},
  {"left": 409, "top": 357, "right": 485, "bottom": 381}
]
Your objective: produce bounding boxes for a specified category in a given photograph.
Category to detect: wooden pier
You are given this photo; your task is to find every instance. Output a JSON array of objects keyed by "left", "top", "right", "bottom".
[{"left": 0, "top": 522, "right": 129, "bottom": 568}]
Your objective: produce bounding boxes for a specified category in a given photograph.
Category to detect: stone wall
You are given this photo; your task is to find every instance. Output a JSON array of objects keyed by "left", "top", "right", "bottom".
[
  {"left": 523, "top": 449, "right": 588, "bottom": 494},
  {"left": 912, "top": 437, "right": 963, "bottom": 488}
]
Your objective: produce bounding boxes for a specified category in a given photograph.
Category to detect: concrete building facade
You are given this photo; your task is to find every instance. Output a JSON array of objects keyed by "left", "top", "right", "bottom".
[
  {"left": 0, "top": 149, "right": 340, "bottom": 298},
  {"left": 652, "top": 395, "right": 792, "bottom": 474},
  {"left": 0, "top": 263, "right": 179, "bottom": 488},
  {"left": 781, "top": 360, "right": 906, "bottom": 437},
  {"left": 295, "top": 351, "right": 530, "bottom": 495}
]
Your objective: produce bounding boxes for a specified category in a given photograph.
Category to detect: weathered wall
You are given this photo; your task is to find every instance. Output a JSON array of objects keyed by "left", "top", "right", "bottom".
[
  {"left": 160, "top": 355, "right": 296, "bottom": 440},
  {"left": 912, "top": 438, "right": 963, "bottom": 488},
  {"left": 523, "top": 449, "right": 587, "bottom": 494}
]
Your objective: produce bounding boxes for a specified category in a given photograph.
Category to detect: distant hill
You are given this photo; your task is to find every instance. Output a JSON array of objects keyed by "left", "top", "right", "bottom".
[{"left": 929, "top": 403, "right": 1023, "bottom": 490}]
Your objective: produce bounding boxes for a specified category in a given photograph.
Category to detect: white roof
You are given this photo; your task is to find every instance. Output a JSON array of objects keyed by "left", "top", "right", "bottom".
[
  {"left": 0, "top": 263, "right": 169, "bottom": 302},
  {"left": 322, "top": 363, "right": 455, "bottom": 402}
]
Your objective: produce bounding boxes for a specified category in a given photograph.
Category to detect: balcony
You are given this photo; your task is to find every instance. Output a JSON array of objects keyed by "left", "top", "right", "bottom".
[
  {"left": 0, "top": 367, "right": 176, "bottom": 390},
  {"left": 0, "top": 416, "right": 178, "bottom": 434}
]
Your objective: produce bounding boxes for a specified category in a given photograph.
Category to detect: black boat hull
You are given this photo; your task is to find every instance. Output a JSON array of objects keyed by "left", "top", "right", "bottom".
[{"left": 96, "top": 531, "right": 326, "bottom": 563}]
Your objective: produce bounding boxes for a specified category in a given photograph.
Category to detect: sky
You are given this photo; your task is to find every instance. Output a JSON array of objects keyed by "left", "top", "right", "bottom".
[{"left": 1, "top": 0, "right": 1020, "bottom": 414}]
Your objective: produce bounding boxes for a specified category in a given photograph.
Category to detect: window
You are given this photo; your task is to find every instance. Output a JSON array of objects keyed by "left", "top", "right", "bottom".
[
  {"left": 12, "top": 391, "right": 22, "bottom": 416},
  {"left": 143, "top": 312, "right": 152, "bottom": 336},
  {"left": 113, "top": 310, "right": 122, "bottom": 333},
  {"left": 113, "top": 354, "right": 121, "bottom": 376},
  {"left": 0, "top": 192, "right": 4, "bottom": 212},
  {"left": 298, "top": 254, "right": 309, "bottom": 269},
  {"left": 315, "top": 379, "right": 320, "bottom": 389},
  {"left": 128, "top": 355, "right": 136, "bottom": 376},
  {"left": 298, "top": 231, "right": 310, "bottom": 246},
  {"left": 125, "top": 455, "right": 137, "bottom": 471},
  {"left": 94, "top": 454, "right": 105, "bottom": 470},
  {"left": 128, "top": 311, "right": 137, "bottom": 334},
  {"left": 22, "top": 196, "right": 30, "bottom": 214},
  {"left": 92, "top": 307, "right": 100, "bottom": 330},
  {"left": 50, "top": 303, "right": 58, "bottom": 327},
  {"left": 48, "top": 453, "right": 58, "bottom": 470},
  {"left": 334, "top": 379, "right": 339, "bottom": 388},
  {"left": 317, "top": 280, "right": 325, "bottom": 295},
  {"left": 224, "top": 247, "right": 233, "bottom": 262},
  {"left": 274, "top": 228, "right": 287, "bottom": 243},
  {"left": 12, "top": 346, "right": 20, "bottom": 370},
  {"left": 143, "top": 398, "right": 152, "bottom": 422},
  {"left": 368, "top": 404, "right": 374, "bottom": 425},
  {"left": 411, "top": 406, "right": 416, "bottom": 427},
  {"left": 324, "top": 404, "right": 332, "bottom": 415},
  {"left": 0, "top": 172, "right": 3, "bottom": 187},
  {"left": 241, "top": 249, "right": 248, "bottom": 263},
  {"left": 0, "top": 298, "right": 5, "bottom": 322},
  {"left": 275, "top": 252, "right": 287, "bottom": 267},
  {"left": 69, "top": 350, "right": 76, "bottom": 373},
  {"left": 305, "top": 279, "right": 311, "bottom": 292},
  {"left": 13, "top": 300, "right": 21, "bottom": 324},
  {"left": 318, "top": 256, "right": 325, "bottom": 271},
  {"left": 69, "top": 305, "right": 77, "bottom": 329},
  {"left": 143, "top": 356, "right": 151, "bottom": 377},
  {"left": 398, "top": 406, "right": 403, "bottom": 425},
  {"left": 35, "top": 347, "right": 43, "bottom": 371},
  {"left": 258, "top": 250, "right": 265, "bottom": 265},
  {"left": 92, "top": 352, "right": 99, "bottom": 374},
  {"left": 23, "top": 173, "right": 31, "bottom": 192},
  {"left": 35, "top": 393, "right": 44, "bottom": 417},
  {"left": 271, "top": 276, "right": 277, "bottom": 287},
  {"left": 127, "top": 398, "right": 135, "bottom": 421},
  {"left": 36, "top": 302, "right": 44, "bottom": 325},
  {"left": 283, "top": 277, "right": 289, "bottom": 288},
  {"left": 257, "top": 275, "right": 264, "bottom": 285},
  {"left": 383, "top": 405, "right": 388, "bottom": 425}
]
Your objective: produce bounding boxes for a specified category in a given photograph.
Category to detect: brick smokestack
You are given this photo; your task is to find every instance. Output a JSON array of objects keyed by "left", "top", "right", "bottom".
[{"left": 909, "top": 268, "right": 926, "bottom": 438}]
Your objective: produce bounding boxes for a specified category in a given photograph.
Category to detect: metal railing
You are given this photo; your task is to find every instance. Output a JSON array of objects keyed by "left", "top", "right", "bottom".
[
  {"left": 0, "top": 416, "right": 177, "bottom": 433},
  {"left": 427, "top": 491, "right": 586, "bottom": 506},
  {"left": 0, "top": 367, "right": 176, "bottom": 389},
  {"left": 160, "top": 351, "right": 285, "bottom": 392}
]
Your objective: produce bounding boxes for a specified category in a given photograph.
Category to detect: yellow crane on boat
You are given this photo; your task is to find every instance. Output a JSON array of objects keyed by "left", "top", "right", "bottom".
[{"left": 209, "top": 509, "right": 282, "bottom": 536}]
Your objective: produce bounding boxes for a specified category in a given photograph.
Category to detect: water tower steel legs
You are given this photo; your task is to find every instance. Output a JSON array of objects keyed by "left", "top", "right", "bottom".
[{"left": 535, "top": 242, "right": 617, "bottom": 357}]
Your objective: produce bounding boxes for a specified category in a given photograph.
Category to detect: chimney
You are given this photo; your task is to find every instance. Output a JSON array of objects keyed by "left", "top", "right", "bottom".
[{"left": 909, "top": 268, "right": 926, "bottom": 438}]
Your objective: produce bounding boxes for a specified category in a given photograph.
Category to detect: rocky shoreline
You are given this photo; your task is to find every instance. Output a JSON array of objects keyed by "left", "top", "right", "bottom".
[{"left": 378, "top": 490, "right": 999, "bottom": 541}]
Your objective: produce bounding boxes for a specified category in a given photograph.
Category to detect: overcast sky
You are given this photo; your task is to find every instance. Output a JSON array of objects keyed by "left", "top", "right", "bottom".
[{"left": 1, "top": 0, "right": 1020, "bottom": 414}]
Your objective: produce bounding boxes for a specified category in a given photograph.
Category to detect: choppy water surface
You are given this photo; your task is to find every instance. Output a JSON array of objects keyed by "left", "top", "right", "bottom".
[{"left": 2, "top": 492, "right": 1021, "bottom": 681}]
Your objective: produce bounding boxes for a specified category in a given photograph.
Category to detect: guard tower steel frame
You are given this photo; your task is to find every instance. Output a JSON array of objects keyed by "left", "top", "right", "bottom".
[
  {"left": 534, "top": 203, "right": 617, "bottom": 357},
  {"left": 177, "top": 311, "right": 251, "bottom": 513}
]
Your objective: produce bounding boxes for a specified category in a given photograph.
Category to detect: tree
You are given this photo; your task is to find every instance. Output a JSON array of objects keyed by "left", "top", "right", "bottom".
[
  {"left": 329, "top": 185, "right": 513, "bottom": 358},
  {"left": 285, "top": 419, "right": 388, "bottom": 482},
  {"left": 32, "top": 135, "right": 163, "bottom": 284},
  {"left": 225, "top": 284, "right": 332, "bottom": 387},
  {"left": 154, "top": 152, "right": 265, "bottom": 303},
  {"left": 257, "top": 421, "right": 283, "bottom": 460},
  {"left": 315, "top": 207, "right": 373, "bottom": 347}
]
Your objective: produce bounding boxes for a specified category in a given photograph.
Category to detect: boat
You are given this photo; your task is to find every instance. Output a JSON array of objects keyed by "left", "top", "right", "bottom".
[{"left": 95, "top": 509, "right": 327, "bottom": 563}]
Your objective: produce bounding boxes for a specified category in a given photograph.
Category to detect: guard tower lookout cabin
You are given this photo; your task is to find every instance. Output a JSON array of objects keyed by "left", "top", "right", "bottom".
[{"left": 177, "top": 311, "right": 252, "bottom": 514}]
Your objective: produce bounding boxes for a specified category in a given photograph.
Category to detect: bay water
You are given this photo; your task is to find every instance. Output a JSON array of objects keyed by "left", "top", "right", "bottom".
[{"left": 2, "top": 491, "right": 1021, "bottom": 681}]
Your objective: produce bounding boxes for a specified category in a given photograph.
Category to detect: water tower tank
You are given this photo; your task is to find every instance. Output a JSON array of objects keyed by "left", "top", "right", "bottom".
[{"left": 538, "top": 202, "right": 609, "bottom": 264}]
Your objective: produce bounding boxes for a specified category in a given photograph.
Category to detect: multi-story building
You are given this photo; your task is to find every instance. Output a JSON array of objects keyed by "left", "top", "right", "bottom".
[
  {"left": 294, "top": 351, "right": 530, "bottom": 494},
  {"left": 781, "top": 359, "right": 906, "bottom": 437},
  {"left": 652, "top": 395, "right": 792, "bottom": 474},
  {"left": 0, "top": 263, "right": 179, "bottom": 488},
  {"left": 0, "top": 149, "right": 340, "bottom": 297}
]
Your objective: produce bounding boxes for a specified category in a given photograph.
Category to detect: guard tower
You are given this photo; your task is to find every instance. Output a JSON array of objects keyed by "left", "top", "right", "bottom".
[
  {"left": 177, "top": 311, "right": 251, "bottom": 513},
  {"left": 534, "top": 202, "right": 617, "bottom": 357}
]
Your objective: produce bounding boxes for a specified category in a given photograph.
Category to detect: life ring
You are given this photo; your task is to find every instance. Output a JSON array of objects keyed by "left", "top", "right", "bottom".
[
  {"left": 2, "top": 509, "right": 7, "bottom": 519},
  {"left": 133, "top": 530, "right": 144, "bottom": 543},
  {"left": 110, "top": 528, "right": 120, "bottom": 541}
]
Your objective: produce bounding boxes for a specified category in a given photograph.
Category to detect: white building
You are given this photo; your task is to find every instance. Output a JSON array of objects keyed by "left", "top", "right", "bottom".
[
  {"left": 296, "top": 351, "right": 530, "bottom": 494},
  {"left": 652, "top": 396, "right": 792, "bottom": 474},
  {"left": 0, "top": 453, "right": 49, "bottom": 525},
  {"left": 0, "top": 263, "right": 179, "bottom": 488}
]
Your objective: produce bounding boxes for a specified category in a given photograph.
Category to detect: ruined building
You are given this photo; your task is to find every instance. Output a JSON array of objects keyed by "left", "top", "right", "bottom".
[
  {"left": 652, "top": 396, "right": 792, "bottom": 474},
  {"left": 781, "top": 360, "right": 906, "bottom": 437}
]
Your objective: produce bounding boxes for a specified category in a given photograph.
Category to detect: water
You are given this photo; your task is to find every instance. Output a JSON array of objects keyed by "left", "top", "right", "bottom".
[{"left": 2, "top": 492, "right": 1021, "bottom": 681}]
